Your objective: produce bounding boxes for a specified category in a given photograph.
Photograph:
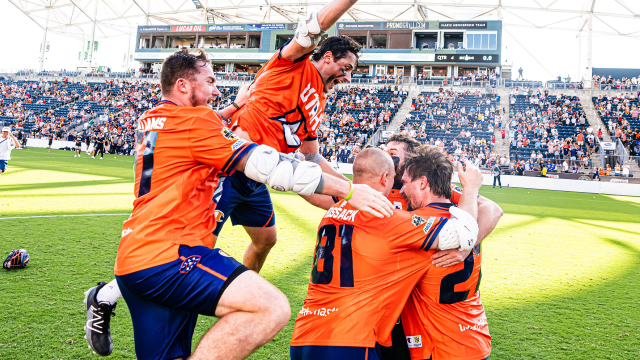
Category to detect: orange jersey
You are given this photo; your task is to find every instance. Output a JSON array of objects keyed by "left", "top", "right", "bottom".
[
  {"left": 114, "top": 102, "right": 256, "bottom": 276},
  {"left": 388, "top": 184, "right": 463, "bottom": 210},
  {"left": 230, "top": 49, "right": 325, "bottom": 152},
  {"left": 401, "top": 241, "right": 490, "bottom": 360},
  {"left": 290, "top": 202, "right": 452, "bottom": 348}
]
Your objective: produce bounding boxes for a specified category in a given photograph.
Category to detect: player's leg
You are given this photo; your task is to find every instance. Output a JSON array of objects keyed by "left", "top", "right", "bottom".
[
  {"left": 217, "top": 172, "right": 277, "bottom": 273},
  {"left": 242, "top": 226, "right": 277, "bottom": 272},
  {"left": 190, "top": 269, "right": 290, "bottom": 360},
  {"left": 377, "top": 317, "right": 412, "bottom": 360},
  {"left": 0, "top": 160, "right": 7, "bottom": 176}
]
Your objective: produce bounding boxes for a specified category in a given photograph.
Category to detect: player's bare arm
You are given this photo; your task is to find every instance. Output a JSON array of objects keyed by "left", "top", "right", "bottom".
[
  {"left": 217, "top": 84, "right": 250, "bottom": 121},
  {"left": 233, "top": 145, "right": 393, "bottom": 218},
  {"left": 280, "top": 0, "right": 359, "bottom": 61},
  {"left": 299, "top": 138, "right": 349, "bottom": 181}
]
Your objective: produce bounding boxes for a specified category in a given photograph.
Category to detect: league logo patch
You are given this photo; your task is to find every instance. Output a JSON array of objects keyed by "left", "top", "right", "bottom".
[
  {"left": 179, "top": 255, "right": 201, "bottom": 273},
  {"left": 452, "top": 185, "right": 463, "bottom": 193},
  {"left": 406, "top": 335, "right": 422, "bottom": 348},
  {"left": 412, "top": 214, "right": 426, "bottom": 227},
  {"left": 422, "top": 217, "right": 437, "bottom": 234},
  {"left": 221, "top": 127, "right": 238, "bottom": 141}
]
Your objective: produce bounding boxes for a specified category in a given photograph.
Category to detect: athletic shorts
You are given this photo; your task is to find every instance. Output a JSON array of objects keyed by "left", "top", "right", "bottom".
[
  {"left": 75, "top": 143, "right": 82, "bottom": 149},
  {"left": 290, "top": 345, "right": 380, "bottom": 360},
  {"left": 116, "top": 245, "right": 249, "bottom": 360},
  {"left": 0, "top": 160, "right": 7, "bottom": 172},
  {"left": 212, "top": 171, "right": 275, "bottom": 237}
]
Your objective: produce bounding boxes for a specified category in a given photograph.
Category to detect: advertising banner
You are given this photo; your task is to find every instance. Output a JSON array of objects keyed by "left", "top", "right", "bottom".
[
  {"left": 138, "top": 25, "right": 170, "bottom": 32},
  {"left": 337, "top": 22, "right": 379, "bottom": 30},
  {"left": 383, "top": 21, "right": 428, "bottom": 30},
  {"left": 439, "top": 22, "right": 487, "bottom": 29},
  {"left": 247, "top": 23, "right": 285, "bottom": 30},
  {"left": 172, "top": 25, "right": 206, "bottom": 32},
  {"left": 208, "top": 25, "right": 245, "bottom": 31}
]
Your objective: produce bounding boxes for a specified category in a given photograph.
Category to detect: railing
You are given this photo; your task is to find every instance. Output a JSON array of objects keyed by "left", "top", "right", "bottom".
[
  {"left": 615, "top": 137, "right": 629, "bottom": 166},
  {"left": 595, "top": 83, "right": 638, "bottom": 92},
  {"left": 545, "top": 81, "right": 585, "bottom": 90},
  {"left": 367, "top": 125, "right": 387, "bottom": 147}
]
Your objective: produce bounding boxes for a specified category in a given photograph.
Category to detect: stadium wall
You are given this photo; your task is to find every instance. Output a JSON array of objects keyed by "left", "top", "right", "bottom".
[
  {"left": 592, "top": 68, "right": 640, "bottom": 80},
  {"left": 338, "top": 164, "right": 640, "bottom": 196}
]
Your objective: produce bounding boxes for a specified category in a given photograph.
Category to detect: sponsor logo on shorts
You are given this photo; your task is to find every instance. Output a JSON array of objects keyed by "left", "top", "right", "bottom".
[
  {"left": 218, "top": 250, "right": 231, "bottom": 257},
  {"left": 179, "top": 255, "right": 201, "bottom": 273},
  {"left": 459, "top": 317, "right": 488, "bottom": 332},
  {"left": 422, "top": 217, "right": 436, "bottom": 234},
  {"left": 214, "top": 210, "right": 225, "bottom": 222},
  {"left": 412, "top": 214, "right": 426, "bottom": 227},
  {"left": 121, "top": 228, "right": 133, "bottom": 237},
  {"left": 221, "top": 127, "right": 238, "bottom": 141},
  {"left": 231, "top": 139, "right": 247, "bottom": 151},
  {"left": 406, "top": 335, "right": 422, "bottom": 348},
  {"left": 298, "top": 306, "right": 338, "bottom": 317}
]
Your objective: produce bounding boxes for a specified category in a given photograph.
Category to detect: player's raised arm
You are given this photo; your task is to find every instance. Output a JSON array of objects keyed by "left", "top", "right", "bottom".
[
  {"left": 281, "top": 0, "right": 359, "bottom": 61},
  {"left": 299, "top": 138, "right": 350, "bottom": 181},
  {"left": 234, "top": 144, "right": 393, "bottom": 218}
]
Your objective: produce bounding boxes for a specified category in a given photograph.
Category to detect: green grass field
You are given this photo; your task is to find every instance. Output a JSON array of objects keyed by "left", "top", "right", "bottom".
[{"left": 1, "top": 147, "right": 639, "bottom": 360}]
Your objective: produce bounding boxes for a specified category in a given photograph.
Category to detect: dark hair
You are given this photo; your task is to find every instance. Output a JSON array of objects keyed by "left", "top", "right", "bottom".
[
  {"left": 160, "top": 47, "right": 210, "bottom": 96},
  {"left": 311, "top": 35, "right": 361, "bottom": 64},
  {"left": 386, "top": 134, "right": 421, "bottom": 156},
  {"left": 403, "top": 145, "right": 453, "bottom": 199}
]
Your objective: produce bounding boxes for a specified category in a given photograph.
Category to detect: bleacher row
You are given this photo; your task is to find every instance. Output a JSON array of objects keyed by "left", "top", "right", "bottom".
[{"left": 593, "top": 96, "right": 640, "bottom": 132}]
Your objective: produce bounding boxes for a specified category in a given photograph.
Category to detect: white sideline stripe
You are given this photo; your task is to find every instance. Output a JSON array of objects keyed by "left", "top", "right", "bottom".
[{"left": 0, "top": 212, "right": 322, "bottom": 220}]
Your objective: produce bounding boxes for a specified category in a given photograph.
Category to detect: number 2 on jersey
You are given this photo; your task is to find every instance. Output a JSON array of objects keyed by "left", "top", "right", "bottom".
[{"left": 311, "top": 224, "right": 354, "bottom": 287}]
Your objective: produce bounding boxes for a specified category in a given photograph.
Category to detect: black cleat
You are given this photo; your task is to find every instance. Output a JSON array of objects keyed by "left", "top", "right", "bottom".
[{"left": 84, "top": 282, "right": 116, "bottom": 356}]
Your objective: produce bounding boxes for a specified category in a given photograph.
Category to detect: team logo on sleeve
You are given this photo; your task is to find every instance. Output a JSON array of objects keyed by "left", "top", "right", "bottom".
[
  {"left": 214, "top": 210, "right": 225, "bottom": 222},
  {"left": 412, "top": 215, "right": 427, "bottom": 227},
  {"left": 422, "top": 217, "right": 437, "bottom": 234},
  {"left": 406, "top": 335, "right": 422, "bottom": 348},
  {"left": 452, "top": 185, "right": 463, "bottom": 193},
  {"left": 179, "top": 255, "right": 201, "bottom": 273},
  {"left": 221, "top": 127, "right": 238, "bottom": 141}
]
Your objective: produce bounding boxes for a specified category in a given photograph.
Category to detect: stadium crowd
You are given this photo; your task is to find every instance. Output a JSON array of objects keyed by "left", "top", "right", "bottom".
[
  {"left": 397, "top": 88, "right": 503, "bottom": 168},
  {"left": 592, "top": 74, "right": 640, "bottom": 90},
  {"left": 506, "top": 87, "right": 599, "bottom": 173},
  {"left": 319, "top": 85, "right": 408, "bottom": 163},
  {"left": 0, "top": 78, "right": 241, "bottom": 156}
]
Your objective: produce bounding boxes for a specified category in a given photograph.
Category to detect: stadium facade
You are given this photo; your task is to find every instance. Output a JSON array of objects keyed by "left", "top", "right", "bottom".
[{"left": 134, "top": 20, "right": 502, "bottom": 80}]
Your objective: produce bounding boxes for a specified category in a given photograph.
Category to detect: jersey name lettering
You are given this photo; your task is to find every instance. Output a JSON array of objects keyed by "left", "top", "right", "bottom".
[
  {"left": 300, "top": 83, "right": 324, "bottom": 131},
  {"left": 138, "top": 117, "right": 167, "bottom": 131},
  {"left": 323, "top": 208, "right": 358, "bottom": 222}
]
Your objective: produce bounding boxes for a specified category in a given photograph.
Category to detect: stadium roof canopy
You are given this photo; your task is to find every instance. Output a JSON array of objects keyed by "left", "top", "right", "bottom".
[{"left": 9, "top": 0, "right": 640, "bottom": 41}]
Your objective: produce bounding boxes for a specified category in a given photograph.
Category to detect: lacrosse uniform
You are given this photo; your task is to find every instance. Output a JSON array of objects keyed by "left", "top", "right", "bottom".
[
  {"left": 290, "top": 201, "right": 452, "bottom": 360},
  {"left": 212, "top": 40, "right": 326, "bottom": 236},
  {"left": 114, "top": 101, "right": 256, "bottom": 360},
  {"left": 388, "top": 184, "right": 464, "bottom": 210},
  {"left": 401, "top": 206, "right": 491, "bottom": 360}
]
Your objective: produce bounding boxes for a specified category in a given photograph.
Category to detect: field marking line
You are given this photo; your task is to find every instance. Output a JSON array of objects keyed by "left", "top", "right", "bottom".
[
  {"left": 481, "top": 190, "right": 634, "bottom": 204},
  {"left": 0, "top": 212, "right": 322, "bottom": 220},
  {"left": 10, "top": 161, "right": 90, "bottom": 171}
]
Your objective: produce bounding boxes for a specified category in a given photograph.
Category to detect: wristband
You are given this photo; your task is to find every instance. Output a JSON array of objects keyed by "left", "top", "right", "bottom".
[
  {"left": 344, "top": 181, "right": 354, "bottom": 201},
  {"left": 232, "top": 102, "right": 240, "bottom": 110}
]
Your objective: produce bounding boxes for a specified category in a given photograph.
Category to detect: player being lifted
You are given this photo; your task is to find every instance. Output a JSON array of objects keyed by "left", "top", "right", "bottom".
[
  {"left": 83, "top": 46, "right": 393, "bottom": 360},
  {"left": 290, "top": 147, "right": 496, "bottom": 360},
  {"left": 83, "top": 0, "right": 381, "bottom": 356}
]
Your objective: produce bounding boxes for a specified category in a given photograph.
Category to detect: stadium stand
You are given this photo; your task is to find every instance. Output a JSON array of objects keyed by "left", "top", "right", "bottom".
[
  {"left": 319, "top": 85, "right": 408, "bottom": 163},
  {"left": 506, "top": 88, "right": 596, "bottom": 173},
  {"left": 592, "top": 93, "right": 640, "bottom": 158},
  {"left": 396, "top": 89, "right": 500, "bottom": 167}
]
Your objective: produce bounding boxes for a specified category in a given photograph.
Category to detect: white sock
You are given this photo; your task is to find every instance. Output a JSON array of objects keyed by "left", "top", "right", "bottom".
[{"left": 96, "top": 279, "right": 122, "bottom": 305}]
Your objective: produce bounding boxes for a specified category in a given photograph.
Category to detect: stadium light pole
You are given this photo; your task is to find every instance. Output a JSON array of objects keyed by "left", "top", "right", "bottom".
[
  {"left": 88, "top": 0, "right": 99, "bottom": 70},
  {"left": 39, "top": 9, "right": 50, "bottom": 72}
]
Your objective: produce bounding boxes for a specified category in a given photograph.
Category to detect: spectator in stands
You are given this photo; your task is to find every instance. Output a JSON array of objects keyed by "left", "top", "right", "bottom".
[{"left": 622, "top": 161, "right": 630, "bottom": 177}]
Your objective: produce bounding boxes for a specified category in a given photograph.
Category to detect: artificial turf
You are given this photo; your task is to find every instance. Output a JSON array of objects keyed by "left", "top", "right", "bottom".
[{"left": 0, "top": 148, "right": 639, "bottom": 359}]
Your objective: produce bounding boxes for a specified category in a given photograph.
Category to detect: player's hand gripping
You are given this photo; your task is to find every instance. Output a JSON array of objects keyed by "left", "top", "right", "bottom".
[
  {"left": 431, "top": 248, "right": 470, "bottom": 268},
  {"left": 456, "top": 160, "right": 483, "bottom": 192},
  {"left": 234, "top": 84, "right": 251, "bottom": 108},
  {"left": 347, "top": 184, "right": 394, "bottom": 219}
]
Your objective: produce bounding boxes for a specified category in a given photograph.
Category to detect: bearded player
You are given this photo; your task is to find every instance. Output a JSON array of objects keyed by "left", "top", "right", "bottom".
[{"left": 82, "top": 47, "right": 393, "bottom": 359}]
